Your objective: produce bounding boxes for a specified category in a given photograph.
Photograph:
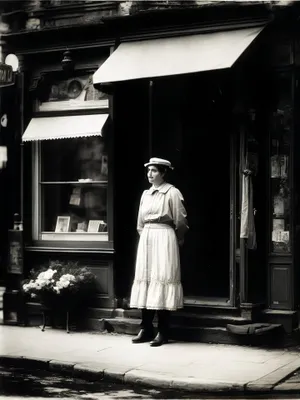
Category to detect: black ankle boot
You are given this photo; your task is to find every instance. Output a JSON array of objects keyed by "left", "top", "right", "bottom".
[
  {"left": 149, "top": 332, "right": 168, "bottom": 347},
  {"left": 132, "top": 329, "right": 154, "bottom": 344}
]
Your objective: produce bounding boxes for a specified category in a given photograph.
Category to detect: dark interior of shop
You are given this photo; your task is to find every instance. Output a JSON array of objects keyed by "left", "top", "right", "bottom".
[{"left": 152, "top": 72, "right": 232, "bottom": 300}]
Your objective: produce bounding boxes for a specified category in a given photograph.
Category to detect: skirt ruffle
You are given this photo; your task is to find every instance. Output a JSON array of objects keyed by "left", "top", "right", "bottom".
[{"left": 130, "top": 279, "right": 183, "bottom": 310}]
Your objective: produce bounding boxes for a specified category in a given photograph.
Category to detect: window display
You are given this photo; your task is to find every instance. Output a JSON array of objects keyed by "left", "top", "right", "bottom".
[
  {"left": 34, "top": 135, "right": 108, "bottom": 241},
  {"left": 55, "top": 216, "right": 71, "bottom": 233},
  {"left": 269, "top": 73, "right": 292, "bottom": 253}
]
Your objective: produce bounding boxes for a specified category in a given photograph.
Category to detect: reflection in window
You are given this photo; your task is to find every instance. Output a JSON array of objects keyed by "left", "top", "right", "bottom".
[{"left": 42, "top": 136, "right": 108, "bottom": 182}]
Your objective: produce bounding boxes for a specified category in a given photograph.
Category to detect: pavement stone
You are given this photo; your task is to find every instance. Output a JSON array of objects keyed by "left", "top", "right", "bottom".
[
  {"left": 0, "top": 324, "right": 300, "bottom": 394},
  {"left": 73, "top": 362, "right": 104, "bottom": 381},
  {"left": 170, "top": 377, "right": 245, "bottom": 393},
  {"left": 49, "top": 360, "right": 76, "bottom": 374},
  {"left": 275, "top": 382, "right": 300, "bottom": 391},
  {"left": 103, "top": 365, "right": 136, "bottom": 382},
  {"left": 124, "top": 369, "right": 174, "bottom": 389},
  {"left": 246, "top": 357, "right": 300, "bottom": 392}
]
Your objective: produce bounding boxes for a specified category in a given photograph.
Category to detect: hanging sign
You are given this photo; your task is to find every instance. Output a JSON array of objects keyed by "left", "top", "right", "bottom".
[{"left": 0, "top": 63, "right": 14, "bottom": 87}]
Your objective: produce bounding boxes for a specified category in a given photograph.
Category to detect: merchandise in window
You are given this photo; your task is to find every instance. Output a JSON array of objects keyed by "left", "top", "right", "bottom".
[
  {"left": 270, "top": 73, "right": 292, "bottom": 253},
  {"left": 36, "top": 136, "right": 108, "bottom": 241}
]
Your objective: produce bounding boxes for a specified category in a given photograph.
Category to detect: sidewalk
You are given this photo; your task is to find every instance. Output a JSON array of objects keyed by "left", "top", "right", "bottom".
[{"left": 0, "top": 324, "right": 300, "bottom": 394}]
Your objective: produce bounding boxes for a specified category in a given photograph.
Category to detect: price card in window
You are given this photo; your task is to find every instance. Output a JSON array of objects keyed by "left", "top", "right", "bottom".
[
  {"left": 88, "top": 220, "right": 107, "bottom": 233},
  {"left": 69, "top": 188, "right": 81, "bottom": 206}
]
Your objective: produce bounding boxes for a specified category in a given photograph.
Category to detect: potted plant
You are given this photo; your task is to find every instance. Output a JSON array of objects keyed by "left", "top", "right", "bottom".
[
  {"left": 22, "top": 261, "right": 96, "bottom": 332},
  {"left": 22, "top": 266, "right": 59, "bottom": 309},
  {"left": 51, "top": 261, "right": 96, "bottom": 310}
]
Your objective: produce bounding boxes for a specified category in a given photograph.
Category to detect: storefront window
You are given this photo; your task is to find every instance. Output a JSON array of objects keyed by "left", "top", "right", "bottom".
[
  {"left": 37, "top": 74, "right": 108, "bottom": 112},
  {"left": 270, "top": 73, "right": 292, "bottom": 253},
  {"left": 33, "top": 136, "right": 108, "bottom": 241}
]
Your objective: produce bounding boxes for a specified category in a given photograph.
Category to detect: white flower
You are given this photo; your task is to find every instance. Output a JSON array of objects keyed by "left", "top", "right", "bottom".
[
  {"left": 45, "top": 269, "right": 57, "bottom": 279},
  {"left": 31, "top": 269, "right": 57, "bottom": 290},
  {"left": 53, "top": 286, "right": 60, "bottom": 294},
  {"left": 23, "top": 279, "right": 38, "bottom": 292},
  {"left": 37, "top": 271, "right": 45, "bottom": 280},
  {"left": 60, "top": 274, "right": 75, "bottom": 282},
  {"left": 37, "top": 269, "right": 57, "bottom": 282},
  {"left": 53, "top": 274, "right": 76, "bottom": 292}
]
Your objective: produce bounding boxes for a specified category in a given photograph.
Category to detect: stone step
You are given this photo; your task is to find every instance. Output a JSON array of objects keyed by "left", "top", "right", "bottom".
[
  {"left": 171, "top": 311, "right": 249, "bottom": 328},
  {"left": 87, "top": 307, "right": 249, "bottom": 328},
  {"left": 88, "top": 316, "right": 235, "bottom": 344},
  {"left": 260, "top": 309, "right": 298, "bottom": 333},
  {"left": 93, "top": 316, "right": 244, "bottom": 345},
  {"left": 93, "top": 317, "right": 286, "bottom": 347},
  {"left": 23, "top": 303, "right": 287, "bottom": 346}
]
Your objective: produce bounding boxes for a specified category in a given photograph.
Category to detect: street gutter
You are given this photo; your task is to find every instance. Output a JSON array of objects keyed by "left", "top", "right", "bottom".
[{"left": 0, "top": 354, "right": 299, "bottom": 395}]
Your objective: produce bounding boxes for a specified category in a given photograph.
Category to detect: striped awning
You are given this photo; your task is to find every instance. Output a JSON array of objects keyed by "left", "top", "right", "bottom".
[{"left": 22, "top": 114, "right": 109, "bottom": 142}]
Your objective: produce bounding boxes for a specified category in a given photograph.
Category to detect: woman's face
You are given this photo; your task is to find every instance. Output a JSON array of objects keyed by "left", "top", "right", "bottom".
[{"left": 147, "top": 165, "right": 164, "bottom": 186}]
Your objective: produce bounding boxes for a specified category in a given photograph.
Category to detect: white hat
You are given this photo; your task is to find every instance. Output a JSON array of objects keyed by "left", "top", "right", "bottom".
[{"left": 144, "top": 157, "right": 174, "bottom": 170}]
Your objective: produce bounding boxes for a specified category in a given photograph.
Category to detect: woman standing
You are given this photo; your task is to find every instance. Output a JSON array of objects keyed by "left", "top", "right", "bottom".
[{"left": 130, "top": 157, "right": 189, "bottom": 347}]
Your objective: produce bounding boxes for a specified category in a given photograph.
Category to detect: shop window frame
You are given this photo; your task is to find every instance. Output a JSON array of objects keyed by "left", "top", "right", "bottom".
[
  {"left": 28, "top": 64, "right": 113, "bottom": 249},
  {"left": 31, "top": 133, "right": 110, "bottom": 243}
]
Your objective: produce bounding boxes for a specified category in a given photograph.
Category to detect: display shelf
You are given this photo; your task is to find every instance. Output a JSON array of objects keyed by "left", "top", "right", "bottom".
[
  {"left": 40, "top": 181, "right": 108, "bottom": 185},
  {"left": 41, "top": 232, "right": 108, "bottom": 242}
]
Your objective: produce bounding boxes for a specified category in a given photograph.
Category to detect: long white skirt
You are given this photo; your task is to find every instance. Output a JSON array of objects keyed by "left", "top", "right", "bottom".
[{"left": 130, "top": 223, "right": 183, "bottom": 311}]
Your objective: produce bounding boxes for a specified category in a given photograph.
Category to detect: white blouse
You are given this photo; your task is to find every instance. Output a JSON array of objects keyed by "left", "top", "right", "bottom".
[{"left": 137, "top": 182, "right": 189, "bottom": 240}]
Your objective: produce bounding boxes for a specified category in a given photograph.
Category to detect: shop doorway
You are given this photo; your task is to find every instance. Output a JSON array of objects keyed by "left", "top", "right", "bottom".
[
  {"left": 152, "top": 72, "right": 233, "bottom": 302},
  {"left": 180, "top": 126, "right": 230, "bottom": 300},
  {"left": 181, "top": 74, "right": 231, "bottom": 301}
]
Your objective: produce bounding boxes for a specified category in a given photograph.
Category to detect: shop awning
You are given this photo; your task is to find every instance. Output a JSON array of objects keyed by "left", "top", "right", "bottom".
[
  {"left": 93, "top": 26, "right": 264, "bottom": 84},
  {"left": 22, "top": 114, "right": 109, "bottom": 142}
]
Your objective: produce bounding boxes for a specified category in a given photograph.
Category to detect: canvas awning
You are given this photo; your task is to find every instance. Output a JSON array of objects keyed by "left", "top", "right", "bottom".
[
  {"left": 93, "top": 26, "right": 265, "bottom": 84},
  {"left": 22, "top": 114, "right": 109, "bottom": 142}
]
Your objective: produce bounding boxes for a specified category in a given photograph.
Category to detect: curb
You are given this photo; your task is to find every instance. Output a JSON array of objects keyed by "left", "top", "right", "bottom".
[{"left": 0, "top": 355, "right": 300, "bottom": 395}]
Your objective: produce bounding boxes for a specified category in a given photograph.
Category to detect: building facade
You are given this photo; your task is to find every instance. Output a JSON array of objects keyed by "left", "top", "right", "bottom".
[{"left": 2, "top": 0, "right": 300, "bottom": 343}]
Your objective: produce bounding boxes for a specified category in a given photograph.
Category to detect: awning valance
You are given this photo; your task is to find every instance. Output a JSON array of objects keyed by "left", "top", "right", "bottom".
[
  {"left": 93, "top": 26, "right": 264, "bottom": 85},
  {"left": 22, "top": 114, "right": 109, "bottom": 142}
]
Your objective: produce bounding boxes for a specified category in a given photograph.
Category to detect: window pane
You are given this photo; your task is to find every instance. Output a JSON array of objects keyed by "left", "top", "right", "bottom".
[
  {"left": 42, "top": 184, "right": 107, "bottom": 233},
  {"left": 38, "top": 74, "right": 109, "bottom": 111},
  {"left": 41, "top": 136, "right": 108, "bottom": 182},
  {"left": 40, "top": 135, "right": 108, "bottom": 240},
  {"left": 270, "top": 73, "right": 292, "bottom": 253}
]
